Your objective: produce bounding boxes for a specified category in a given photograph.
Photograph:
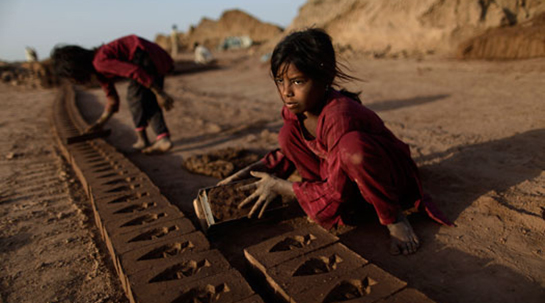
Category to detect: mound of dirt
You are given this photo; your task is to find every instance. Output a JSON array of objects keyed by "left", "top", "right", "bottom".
[
  {"left": 277, "top": 0, "right": 545, "bottom": 58},
  {"left": 156, "top": 9, "right": 283, "bottom": 52},
  {"left": 457, "top": 12, "right": 545, "bottom": 59},
  {"left": 182, "top": 147, "right": 260, "bottom": 179}
]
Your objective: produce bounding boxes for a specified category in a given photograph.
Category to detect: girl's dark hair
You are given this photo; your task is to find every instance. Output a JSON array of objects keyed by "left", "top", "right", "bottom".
[
  {"left": 50, "top": 45, "right": 95, "bottom": 84},
  {"left": 270, "top": 28, "right": 361, "bottom": 102}
]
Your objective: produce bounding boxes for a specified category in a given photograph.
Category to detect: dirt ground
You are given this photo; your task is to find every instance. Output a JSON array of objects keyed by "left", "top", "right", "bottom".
[
  {"left": 1, "top": 50, "right": 544, "bottom": 303},
  {"left": 0, "top": 85, "right": 128, "bottom": 302}
]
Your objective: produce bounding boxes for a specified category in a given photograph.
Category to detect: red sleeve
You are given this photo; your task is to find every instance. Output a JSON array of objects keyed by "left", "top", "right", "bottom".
[
  {"left": 93, "top": 48, "right": 154, "bottom": 88},
  {"left": 261, "top": 149, "right": 295, "bottom": 179},
  {"left": 291, "top": 144, "right": 352, "bottom": 229}
]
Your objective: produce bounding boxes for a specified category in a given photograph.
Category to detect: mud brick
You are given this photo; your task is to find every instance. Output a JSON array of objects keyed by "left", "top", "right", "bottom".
[
  {"left": 71, "top": 150, "right": 112, "bottom": 161},
  {"left": 74, "top": 157, "right": 122, "bottom": 172},
  {"left": 244, "top": 225, "right": 339, "bottom": 273},
  {"left": 89, "top": 191, "right": 158, "bottom": 238},
  {"left": 108, "top": 229, "right": 208, "bottom": 284},
  {"left": 265, "top": 243, "right": 369, "bottom": 301},
  {"left": 76, "top": 158, "right": 130, "bottom": 177},
  {"left": 95, "top": 195, "right": 174, "bottom": 220},
  {"left": 124, "top": 249, "right": 231, "bottom": 300},
  {"left": 92, "top": 189, "right": 155, "bottom": 208},
  {"left": 101, "top": 203, "right": 183, "bottom": 239},
  {"left": 93, "top": 195, "right": 181, "bottom": 239},
  {"left": 236, "top": 295, "right": 265, "bottom": 303},
  {"left": 86, "top": 172, "right": 150, "bottom": 189},
  {"left": 294, "top": 264, "right": 407, "bottom": 303},
  {"left": 132, "top": 269, "right": 255, "bottom": 303},
  {"left": 86, "top": 164, "right": 144, "bottom": 178},
  {"left": 86, "top": 173, "right": 150, "bottom": 201},
  {"left": 89, "top": 179, "right": 146, "bottom": 197},
  {"left": 66, "top": 142, "right": 95, "bottom": 155},
  {"left": 78, "top": 159, "right": 139, "bottom": 176},
  {"left": 377, "top": 288, "right": 436, "bottom": 303},
  {"left": 109, "top": 218, "right": 199, "bottom": 257},
  {"left": 119, "top": 232, "right": 212, "bottom": 280},
  {"left": 92, "top": 140, "right": 121, "bottom": 154}
]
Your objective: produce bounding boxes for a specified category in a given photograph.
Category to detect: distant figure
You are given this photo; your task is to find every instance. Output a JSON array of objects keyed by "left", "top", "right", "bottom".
[
  {"left": 171, "top": 24, "right": 179, "bottom": 57},
  {"left": 193, "top": 42, "right": 214, "bottom": 64},
  {"left": 25, "top": 47, "right": 38, "bottom": 62},
  {"left": 51, "top": 35, "right": 175, "bottom": 154}
]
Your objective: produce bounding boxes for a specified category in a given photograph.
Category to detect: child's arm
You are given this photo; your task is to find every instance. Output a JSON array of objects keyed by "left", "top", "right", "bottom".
[
  {"left": 217, "top": 160, "right": 268, "bottom": 185},
  {"left": 149, "top": 84, "right": 174, "bottom": 111}
]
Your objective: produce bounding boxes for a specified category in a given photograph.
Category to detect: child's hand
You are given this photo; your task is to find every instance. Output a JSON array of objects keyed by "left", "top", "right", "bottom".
[
  {"left": 237, "top": 171, "right": 295, "bottom": 219},
  {"left": 85, "top": 122, "right": 103, "bottom": 134},
  {"left": 157, "top": 92, "right": 174, "bottom": 111},
  {"left": 150, "top": 85, "right": 174, "bottom": 111},
  {"left": 217, "top": 161, "right": 267, "bottom": 185},
  {"left": 85, "top": 110, "right": 113, "bottom": 133}
]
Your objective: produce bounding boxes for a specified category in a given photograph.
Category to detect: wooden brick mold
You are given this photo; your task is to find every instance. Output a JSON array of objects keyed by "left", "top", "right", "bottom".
[{"left": 51, "top": 84, "right": 259, "bottom": 303}]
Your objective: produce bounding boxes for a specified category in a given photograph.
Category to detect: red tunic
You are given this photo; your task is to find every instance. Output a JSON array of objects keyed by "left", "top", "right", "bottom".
[
  {"left": 92, "top": 35, "right": 173, "bottom": 109},
  {"left": 262, "top": 90, "right": 451, "bottom": 229}
]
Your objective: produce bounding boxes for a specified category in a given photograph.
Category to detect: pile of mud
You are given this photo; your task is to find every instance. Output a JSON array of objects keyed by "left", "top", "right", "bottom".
[
  {"left": 282, "top": 0, "right": 545, "bottom": 59},
  {"left": 457, "top": 12, "right": 545, "bottom": 60},
  {"left": 0, "top": 60, "right": 59, "bottom": 88},
  {"left": 156, "top": 9, "right": 283, "bottom": 52},
  {"left": 182, "top": 147, "right": 261, "bottom": 179}
]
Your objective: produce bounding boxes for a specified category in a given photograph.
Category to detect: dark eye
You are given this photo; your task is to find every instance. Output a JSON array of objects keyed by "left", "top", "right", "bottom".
[
  {"left": 275, "top": 78, "right": 283, "bottom": 84},
  {"left": 293, "top": 79, "right": 304, "bottom": 85}
]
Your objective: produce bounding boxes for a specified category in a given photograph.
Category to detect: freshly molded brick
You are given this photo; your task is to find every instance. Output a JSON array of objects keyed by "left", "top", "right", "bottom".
[
  {"left": 294, "top": 264, "right": 407, "bottom": 303},
  {"left": 125, "top": 249, "right": 231, "bottom": 301},
  {"left": 107, "top": 218, "right": 201, "bottom": 256},
  {"left": 132, "top": 269, "right": 255, "bottom": 303},
  {"left": 266, "top": 243, "right": 369, "bottom": 301},
  {"left": 119, "top": 230, "right": 212, "bottom": 275},
  {"left": 244, "top": 225, "right": 339, "bottom": 273},
  {"left": 101, "top": 203, "right": 183, "bottom": 238}
]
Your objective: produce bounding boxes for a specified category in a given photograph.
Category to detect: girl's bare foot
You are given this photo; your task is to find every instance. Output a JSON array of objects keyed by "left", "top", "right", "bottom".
[{"left": 387, "top": 214, "right": 420, "bottom": 255}]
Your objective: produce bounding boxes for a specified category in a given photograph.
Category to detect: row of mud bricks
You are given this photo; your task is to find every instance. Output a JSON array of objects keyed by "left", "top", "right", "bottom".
[{"left": 51, "top": 83, "right": 436, "bottom": 303}]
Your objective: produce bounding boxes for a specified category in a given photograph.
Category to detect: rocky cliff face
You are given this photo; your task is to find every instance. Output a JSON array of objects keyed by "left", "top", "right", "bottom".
[
  {"left": 156, "top": 1, "right": 544, "bottom": 60},
  {"left": 156, "top": 9, "right": 283, "bottom": 52},
  {"left": 286, "top": 0, "right": 545, "bottom": 58}
]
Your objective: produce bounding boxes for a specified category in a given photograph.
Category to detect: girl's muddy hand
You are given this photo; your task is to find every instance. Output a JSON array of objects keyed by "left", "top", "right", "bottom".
[{"left": 237, "top": 171, "right": 295, "bottom": 219}]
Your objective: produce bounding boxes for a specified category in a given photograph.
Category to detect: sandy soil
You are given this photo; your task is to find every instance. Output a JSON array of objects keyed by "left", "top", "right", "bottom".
[
  {"left": 0, "top": 84, "right": 128, "bottom": 302},
  {"left": 1, "top": 50, "right": 544, "bottom": 303}
]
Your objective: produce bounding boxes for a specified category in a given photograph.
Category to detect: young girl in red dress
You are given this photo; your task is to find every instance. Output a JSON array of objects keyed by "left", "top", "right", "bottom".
[{"left": 219, "top": 28, "right": 452, "bottom": 255}]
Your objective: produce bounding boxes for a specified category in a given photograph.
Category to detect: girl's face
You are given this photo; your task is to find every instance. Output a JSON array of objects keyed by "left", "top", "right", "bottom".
[{"left": 274, "top": 63, "right": 326, "bottom": 117}]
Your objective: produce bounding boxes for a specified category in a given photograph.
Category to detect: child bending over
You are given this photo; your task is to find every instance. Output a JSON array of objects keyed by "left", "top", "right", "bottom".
[
  {"left": 219, "top": 28, "right": 452, "bottom": 255},
  {"left": 51, "top": 35, "right": 175, "bottom": 154}
]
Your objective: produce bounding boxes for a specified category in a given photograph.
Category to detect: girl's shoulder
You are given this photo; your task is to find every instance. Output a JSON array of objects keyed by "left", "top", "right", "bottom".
[
  {"left": 323, "top": 90, "right": 366, "bottom": 116},
  {"left": 320, "top": 90, "right": 385, "bottom": 132}
]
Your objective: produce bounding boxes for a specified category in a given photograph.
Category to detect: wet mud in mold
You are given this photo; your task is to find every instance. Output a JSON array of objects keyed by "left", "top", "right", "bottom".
[{"left": 206, "top": 179, "right": 285, "bottom": 222}]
